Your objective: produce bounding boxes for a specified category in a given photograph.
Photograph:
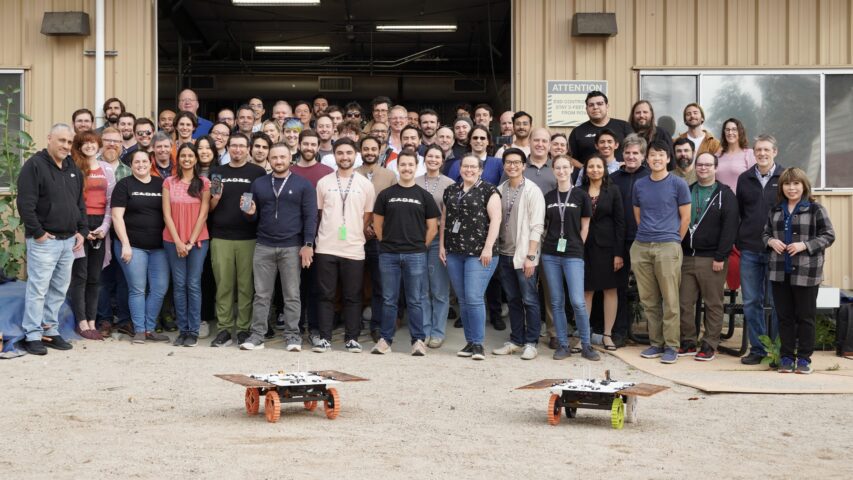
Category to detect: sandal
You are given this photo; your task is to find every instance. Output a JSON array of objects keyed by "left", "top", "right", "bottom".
[{"left": 602, "top": 334, "right": 617, "bottom": 351}]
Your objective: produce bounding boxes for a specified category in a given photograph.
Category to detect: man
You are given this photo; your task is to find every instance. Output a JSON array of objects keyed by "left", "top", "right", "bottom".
[
  {"left": 610, "top": 134, "right": 650, "bottom": 346},
  {"left": 312, "top": 95, "right": 329, "bottom": 117},
  {"left": 451, "top": 116, "right": 473, "bottom": 160},
  {"left": 177, "top": 89, "right": 212, "bottom": 138},
  {"left": 365, "top": 96, "right": 391, "bottom": 133},
  {"left": 117, "top": 112, "right": 137, "bottom": 165},
  {"left": 736, "top": 134, "right": 783, "bottom": 365},
  {"left": 632, "top": 140, "right": 691, "bottom": 364},
  {"left": 240, "top": 143, "right": 317, "bottom": 351},
  {"left": 355, "top": 135, "right": 398, "bottom": 343},
  {"left": 419, "top": 108, "right": 439, "bottom": 148},
  {"left": 210, "top": 121, "right": 232, "bottom": 165},
  {"left": 406, "top": 110, "right": 419, "bottom": 128},
  {"left": 673, "top": 137, "right": 697, "bottom": 184},
  {"left": 455, "top": 103, "right": 472, "bottom": 118},
  {"left": 675, "top": 103, "right": 720, "bottom": 161},
  {"left": 492, "top": 148, "right": 546, "bottom": 360},
  {"left": 386, "top": 125, "right": 426, "bottom": 177},
  {"left": 371, "top": 149, "right": 439, "bottom": 356},
  {"left": 568, "top": 91, "right": 632, "bottom": 169},
  {"left": 679, "top": 152, "right": 739, "bottom": 361},
  {"left": 158, "top": 109, "right": 176, "bottom": 137},
  {"left": 250, "top": 131, "right": 272, "bottom": 173},
  {"left": 208, "top": 133, "right": 267, "bottom": 348},
  {"left": 499, "top": 110, "right": 515, "bottom": 138},
  {"left": 315, "top": 114, "right": 335, "bottom": 158},
  {"left": 320, "top": 120, "right": 364, "bottom": 171},
  {"left": 574, "top": 129, "right": 621, "bottom": 185},
  {"left": 236, "top": 105, "right": 255, "bottom": 137},
  {"left": 150, "top": 132, "right": 176, "bottom": 178},
  {"left": 326, "top": 105, "right": 344, "bottom": 132},
  {"left": 95, "top": 97, "right": 125, "bottom": 133},
  {"left": 16, "top": 123, "right": 86, "bottom": 355},
  {"left": 630, "top": 100, "right": 673, "bottom": 160},
  {"left": 473, "top": 103, "right": 494, "bottom": 129},
  {"left": 388, "top": 105, "right": 408, "bottom": 153},
  {"left": 313, "top": 138, "right": 376, "bottom": 353},
  {"left": 72, "top": 108, "right": 94, "bottom": 134},
  {"left": 248, "top": 97, "right": 265, "bottom": 132},
  {"left": 133, "top": 118, "right": 156, "bottom": 154},
  {"left": 369, "top": 121, "right": 397, "bottom": 168},
  {"left": 271, "top": 101, "right": 293, "bottom": 128},
  {"left": 345, "top": 102, "right": 364, "bottom": 126},
  {"left": 495, "top": 111, "right": 532, "bottom": 158},
  {"left": 216, "top": 108, "right": 235, "bottom": 129}
]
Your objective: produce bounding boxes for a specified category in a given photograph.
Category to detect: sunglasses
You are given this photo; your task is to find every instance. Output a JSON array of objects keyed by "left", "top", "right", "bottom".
[
  {"left": 346, "top": 112, "right": 361, "bottom": 118},
  {"left": 135, "top": 130, "right": 153, "bottom": 137}
]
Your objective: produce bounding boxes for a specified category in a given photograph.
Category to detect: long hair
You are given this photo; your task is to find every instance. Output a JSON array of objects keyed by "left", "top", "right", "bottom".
[
  {"left": 582, "top": 155, "right": 612, "bottom": 189},
  {"left": 467, "top": 125, "right": 493, "bottom": 155},
  {"left": 71, "top": 130, "right": 103, "bottom": 198},
  {"left": 194, "top": 135, "right": 219, "bottom": 168},
  {"left": 777, "top": 167, "right": 814, "bottom": 204},
  {"left": 720, "top": 118, "right": 748, "bottom": 152},
  {"left": 175, "top": 142, "right": 203, "bottom": 199}
]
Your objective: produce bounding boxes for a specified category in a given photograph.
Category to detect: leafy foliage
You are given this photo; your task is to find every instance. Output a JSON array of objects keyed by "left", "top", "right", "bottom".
[{"left": 759, "top": 334, "right": 782, "bottom": 368}]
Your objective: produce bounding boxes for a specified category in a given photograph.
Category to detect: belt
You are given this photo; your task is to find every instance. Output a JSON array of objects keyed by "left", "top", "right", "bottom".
[{"left": 49, "top": 232, "right": 75, "bottom": 240}]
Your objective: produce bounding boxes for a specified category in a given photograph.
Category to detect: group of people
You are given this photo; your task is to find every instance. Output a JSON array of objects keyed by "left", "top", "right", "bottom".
[{"left": 18, "top": 89, "right": 834, "bottom": 373}]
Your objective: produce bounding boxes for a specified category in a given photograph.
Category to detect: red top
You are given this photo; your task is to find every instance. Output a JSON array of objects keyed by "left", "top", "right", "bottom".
[
  {"left": 163, "top": 175, "right": 210, "bottom": 244},
  {"left": 85, "top": 167, "right": 108, "bottom": 215}
]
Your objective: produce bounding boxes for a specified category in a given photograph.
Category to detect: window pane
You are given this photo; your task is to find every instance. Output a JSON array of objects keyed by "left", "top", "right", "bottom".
[
  {"left": 825, "top": 74, "right": 853, "bottom": 188},
  {"left": 702, "top": 74, "right": 821, "bottom": 185},
  {"left": 0, "top": 73, "right": 23, "bottom": 189},
  {"left": 639, "top": 75, "right": 696, "bottom": 137}
]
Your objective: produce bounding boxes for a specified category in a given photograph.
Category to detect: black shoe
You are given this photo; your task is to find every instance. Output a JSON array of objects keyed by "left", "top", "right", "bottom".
[
  {"left": 264, "top": 326, "right": 275, "bottom": 339},
  {"left": 370, "top": 329, "right": 381, "bottom": 343},
  {"left": 160, "top": 317, "right": 178, "bottom": 332},
  {"left": 457, "top": 342, "right": 474, "bottom": 357},
  {"left": 183, "top": 334, "right": 199, "bottom": 347},
  {"left": 471, "top": 344, "right": 485, "bottom": 360},
  {"left": 491, "top": 317, "right": 506, "bottom": 331},
  {"left": 740, "top": 352, "right": 765, "bottom": 365},
  {"left": 611, "top": 333, "right": 627, "bottom": 348},
  {"left": 23, "top": 339, "right": 48, "bottom": 355},
  {"left": 210, "top": 330, "right": 232, "bottom": 347},
  {"left": 548, "top": 336, "right": 559, "bottom": 350},
  {"left": 173, "top": 333, "right": 187, "bottom": 347},
  {"left": 42, "top": 335, "right": 73, "bottom": 351},
  {"left": 236, "top": 331, "right": 250, "bottom": 345},
  {"left": 454, "top": 318, "right": 463, "bottom": 328},
  {"left": 115, "top": 321, "right": 135, "bottom": 336}
]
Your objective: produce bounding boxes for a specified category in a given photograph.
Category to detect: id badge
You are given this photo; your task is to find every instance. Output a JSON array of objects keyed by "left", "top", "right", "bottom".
[
  {"left": 557, "top": 238, "right": 567, "bottom": 253},
  {"left": 452, "top": 221, "right": 461, "bottom": 233},
  {"left": 338, "top": 225, "right": 347, "bottom": 240}
]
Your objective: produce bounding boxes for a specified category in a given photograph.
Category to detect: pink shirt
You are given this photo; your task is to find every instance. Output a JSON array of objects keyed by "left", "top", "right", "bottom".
[
  {"left": 163, "top": 176, "right": 210, "bottom": 244},
  {"left": 315, "top": 172, "right": 375, "bottom": 260},
  {"left": 716, "top": 148, "right": 755, "bottom": 193}
]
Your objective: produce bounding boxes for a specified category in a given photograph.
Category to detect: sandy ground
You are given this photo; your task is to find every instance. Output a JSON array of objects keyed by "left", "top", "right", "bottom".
[{"left": 3, "top": 323, "right": 852, "bottom": 480}]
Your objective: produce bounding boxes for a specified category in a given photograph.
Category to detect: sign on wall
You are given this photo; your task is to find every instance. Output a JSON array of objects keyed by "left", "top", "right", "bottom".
[{"left": 546, "top": 80, "right": 608, "bottom": 127}]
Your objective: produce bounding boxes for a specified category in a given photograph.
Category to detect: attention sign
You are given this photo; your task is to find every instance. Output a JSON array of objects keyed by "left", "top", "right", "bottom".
[{"left": 546, "top": 80, "right": 608, "bottom": 127}]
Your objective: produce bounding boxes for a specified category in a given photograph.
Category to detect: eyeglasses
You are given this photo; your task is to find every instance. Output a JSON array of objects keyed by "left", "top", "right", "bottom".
[
  {"left": 211, "top": 130, "right": 230, "bottom": 137},
  {"left": 103, "top": 139, "right": 121, "bottom": 145},
  {"left": 135, "top": 130, "right": 153, "bottom": 137},
  {"left": 372, "top": 129, "right": 388, "bottom": 134},
  {"left": 724, "top": 128, "right": 738, "bottom": 133},
  {"left": 695, "top": 163, "right": 716, "bottom": 168},
  {"left": 471, "top": 136, "right": 488, "bottom": 141},
  {"left": 504, "top": 160, "right": 524, "bottom": 166}
]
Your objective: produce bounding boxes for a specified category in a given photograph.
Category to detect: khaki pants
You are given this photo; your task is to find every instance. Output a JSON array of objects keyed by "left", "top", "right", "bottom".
[
  {"left": 679, "top": 256, "right": 728, "bottom": 349},
  {"left": 630, "top": 241, "right": 682, "bottom": 349},
  {"left": 211, "top": 238, "right": 256, "bottom": 332}
]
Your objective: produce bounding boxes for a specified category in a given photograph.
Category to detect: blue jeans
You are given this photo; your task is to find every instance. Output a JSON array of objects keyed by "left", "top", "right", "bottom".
[
  {"left": 379, "top": 252, "right": 426, "bottom": 344},
  {"left": 115, "top": 240, "right": 170, "bottom": 333},
  {"left": 740, "top": 249, "right": 778, "bottom": 356},
  {"left": 446, "top": 253, "right": 498, "bottom": 345},
  {"left": 23, "top": 237, "right": 76, "bottom": 341},
  {"left": 541, "top": 254, "right": 590, "bottom": 347},
  {"left": 422, "top": 239, "right": 450, "bottom": 340},
  {"left": 499, "top": 255, "right": 541, "bottom": 345},
  {"left": 165, "top": 240, "right": 209, "bottom": 336},
  {"left": 364, "top": 239, "right": 383, "bottom": 333}
]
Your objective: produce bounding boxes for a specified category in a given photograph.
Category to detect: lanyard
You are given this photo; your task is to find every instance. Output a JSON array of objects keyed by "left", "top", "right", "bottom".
[
  {"left": 272, "top": 173, "right": 290, "bottom": 219},
  {"left": 335, "top": 172, "right": 355, "bottom": 225},
  {"left": 456, "top": 179, "right": 481, "bottom": 206},
  {"left": 504, "top": 180, "right": 524, "bottom": 227},
  {"left": 557, "top": 187, "right": 571, "bottom": 238}
]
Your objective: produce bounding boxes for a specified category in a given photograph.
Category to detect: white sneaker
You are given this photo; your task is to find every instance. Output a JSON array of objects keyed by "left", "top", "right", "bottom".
[
  {"left": 239, "top": 334, "right": 265, "bottom": 351},
  {"left": 521, "top": 343, "right": 538, "bottom": 360},
  {"left": 492, "top": 342, "right": 522, "bottom": 355},
  {"left": 345, "top": 340, "right": 363, "bottom": 353},
  {"left": 198, "top": 321, "right": 211, "bottom": 339},
  {"left": 411, "top": 339, "right": 426, "bottom": 356},
  {"left": 371, "top": 338, "right": 391, "bottom": 354},
  {"left": 286, "top": 341, "right": 302, "bottom": 352},
  {"left": 311, "top": 338, "right": 331, "bottom": 353}
]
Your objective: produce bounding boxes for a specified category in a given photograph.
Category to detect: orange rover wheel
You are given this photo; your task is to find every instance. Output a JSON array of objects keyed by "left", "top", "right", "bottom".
[
  {"left": 547, "top": 394, "right": 562, "bottom": 426},
  {"left": 304, "top": 400, "right": 318, "bottom": 411},
  {"left": 265, "top": 391, "right": 281, "bottom": 423},
  {"left": 324, "top": 388, "right": 341, "bottom": 420},
  {"left": 245, "top": 388, "right": 260, "bottom": 415}
]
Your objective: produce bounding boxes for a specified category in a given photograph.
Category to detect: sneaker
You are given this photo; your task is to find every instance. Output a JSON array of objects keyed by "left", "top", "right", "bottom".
[
  {"left": 548, "top": 337, "right": 559, "bottom": 350},
  {"left": 145, "top": 332, "right": 170, "bottom": 342},
  {"left": 264, "top": 326, "right": 275, "bottom": 339},
  {"left": 794, "top": 358, "right": 812, "bottom": 375},
  {"left": 695, "top": 343, "right": 716, "bottom": 361},
  {"left": 275, "top": 314, "right": 286, "bottom": 330},
  {"left": 173, "top": 333, "right": 187, "bottom": 347},
  {"left": 677, "top": 342, "right": 697, "bottom": 356},
  {"left": 581, "top": 345, "right": 601, "bottom": 361},
  {"left": 285, "top": 338, "right": 302, "bottom": 352},
  {"left": 427, "top": 337, "right": 443, "bottom": 348},
  {"left": 521, "top": 343, "right": 538, "bottom": 360},
  {"left": 411, "top": 339, "right": 427, "bottom": 356},
  {"left": 660, "top": 347, "right": 678, "bottom": 364},
  {"left": 453, "top": 318, "right": 463, "bottom": 328},
  {"left": 42, "top": 335, "right": 73, "bottom": 350},
  {"left": 210, "top": 330, "right": 232, "bottom": 348},
  {"left": 198, "top": 321, "right": 211, "bottom": 339},
  {"left": 778, "top": 357, "right": 795, "bottom": 373},
  {"left": 457, "top": 342, "right": 474, "bottom": 357},
  {"left": 23, "top": 339, "right": 48, "bottom": 355},
  {"left": 370, "top": 329, "right": 381, "bottom": 343},
  {"left": 240, "top": 334, "right": 265, "bottom": 350},
  {"left": 640, "top": 346, "right": 665, "bottom": 358},
  {"left": 553, "top": 346, "right": 571, "bottom": 360},
  {"left": 491, "top": 317, "right": 506, "bottom": 331},
  {"left": 740, "top": 352, "right": 765, "bottom": 365},
  {"left": 309, "top": 334, "right": 323, "bottom": 349},
  {"left": 236, "top": 331, "right": 250, "bottom": 345},
  {"left": 345, "top": 339, "right": 363, "bottom": 353},
  {"left": 371, "top": 338, "right": 391, "bottom": 354},
  {"left": 569, "top": 336, "right": 582, "bottom": 353},
  {"left": 183, "top": 334, "right": 199, "bottom": 347},
  {"left": 312, "top": 338, "right": 331, "bottom": 353},
  {"left": 492, "top": 342, "right": 522, "bottom": 355}
]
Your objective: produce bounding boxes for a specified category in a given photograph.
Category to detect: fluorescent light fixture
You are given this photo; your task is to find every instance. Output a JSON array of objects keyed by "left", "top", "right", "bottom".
[
  {"left": 255, "top": 45, "right": 330, "bottom": 53},
  {"left": 376, "top": 24, "right": 457, "bottom": 32},
  {"left": 233, "top": 0, "right": 320, "bottom": 6}
]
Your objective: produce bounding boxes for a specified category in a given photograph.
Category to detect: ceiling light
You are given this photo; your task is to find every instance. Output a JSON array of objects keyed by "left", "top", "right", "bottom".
[
  {"left": 376, "top": 24, "right": 457, "bottom": 32},
  {"left": 255, "top": 45, "right": 330, "bottom": 53},
  {"left": 232, "top": 0, "right": 320, "bottom": 6}
]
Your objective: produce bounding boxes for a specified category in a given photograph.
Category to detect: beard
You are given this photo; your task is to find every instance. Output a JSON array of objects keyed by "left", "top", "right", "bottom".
[
  {"left": 107, "top": 114, "right": 119, "bottom": 124},
  {"left": 677, "top": 157, "right": 692, "bottom": 169},
  {"left": 102, "top": 147, "right": 119, "bottom": 163}
]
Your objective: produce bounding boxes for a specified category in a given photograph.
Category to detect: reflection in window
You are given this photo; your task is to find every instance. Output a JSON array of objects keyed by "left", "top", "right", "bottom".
[
  {"left": 825, "top": 74, "right": 853, "bottom": 189},
  {"left": 639, "top": 75, "right": 696, "bottom": 138},
  {"left": 0, "top": 72, "right": 23, "bottom": 189}
]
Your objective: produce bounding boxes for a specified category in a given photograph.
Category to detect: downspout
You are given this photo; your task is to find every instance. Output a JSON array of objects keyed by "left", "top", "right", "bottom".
[{"left": 95, "top": 0, "right": 105, "bottom": 127}]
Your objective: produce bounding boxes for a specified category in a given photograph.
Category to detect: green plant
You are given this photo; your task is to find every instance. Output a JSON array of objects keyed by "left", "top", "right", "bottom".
[
  {"left": 814, "top": 314, "right": 836, "bottom": 351},
  {"left": 0, "top": 86, "right": 35, "bottom": 278},
  {"left": 759, "top": 334, "right": 782, "bottom": 368}
]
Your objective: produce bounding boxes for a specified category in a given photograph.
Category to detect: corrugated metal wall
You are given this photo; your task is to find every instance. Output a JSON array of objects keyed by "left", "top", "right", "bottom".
[
  {"left": 514, "top": 0, "right": 853, "bottom": 289},
  {"left": 1, "top": 0, "right": 156, "bottom": 146}
]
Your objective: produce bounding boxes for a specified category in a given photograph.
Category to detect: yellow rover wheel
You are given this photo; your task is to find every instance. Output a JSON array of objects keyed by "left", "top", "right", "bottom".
[
  {"left": 547, "top": 394, "right": 562, "bottom": 426},
  {"left": 611, "top": 397, "right": 625, "bottom": 429}
]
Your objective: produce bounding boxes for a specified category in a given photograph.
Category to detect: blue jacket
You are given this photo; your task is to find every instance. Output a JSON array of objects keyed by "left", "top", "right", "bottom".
[{"left": 248, "top": 172, "right": 317, "bottom": 248}]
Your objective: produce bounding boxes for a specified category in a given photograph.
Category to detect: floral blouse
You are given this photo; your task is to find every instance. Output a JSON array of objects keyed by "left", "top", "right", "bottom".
[{"left": 443, "top": 180, "right": 500, "bottom": 256}]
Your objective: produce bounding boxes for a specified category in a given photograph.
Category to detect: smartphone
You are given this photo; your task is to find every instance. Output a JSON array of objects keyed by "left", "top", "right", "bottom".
[
  {"left": 210, "top": 174, "right": 223, "bottom": 196},
  {"left": 240, "top": 192, "right": 253, "bottom": 213},
  {"left": 496, "top": 135, "right": 513, "bottom": 147}
]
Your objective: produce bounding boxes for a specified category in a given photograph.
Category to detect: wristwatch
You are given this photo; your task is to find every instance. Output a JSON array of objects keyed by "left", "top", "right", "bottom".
[
  {"left": 526, "top": 254, "right": 536, "bottom": 261},
  {"left": 304, "top": 242, "right": 314, "bottom": 249}
]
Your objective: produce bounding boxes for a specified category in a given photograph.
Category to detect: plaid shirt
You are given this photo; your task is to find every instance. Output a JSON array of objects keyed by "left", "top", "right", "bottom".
[{"left": 762, "top": 201, "right": 835, "bottom": 287}]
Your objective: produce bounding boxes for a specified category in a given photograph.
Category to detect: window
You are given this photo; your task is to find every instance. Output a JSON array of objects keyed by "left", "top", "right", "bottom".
[
  {"left": 0, "top": 70, "right": 24, "bottom": 190},
  {"left": 640, "top": 70, "right": 853, "bottom": 189}
]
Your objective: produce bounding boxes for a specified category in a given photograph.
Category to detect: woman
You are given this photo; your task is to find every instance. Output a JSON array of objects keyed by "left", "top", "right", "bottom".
[
  {"left": 111, "top": 149, "right": 170, "bottom": 344},
  {"left": 293, "top": 101, "right": 312, "bottom": 130},
  {"left": 163, "top": 143, "right": 211, "bottom": 347},
  {"left": 763, "top": 168, "right": 834, "bottom": 374},
  {"left": 580, "top": 155, "right": 625, "bottom": 351},
  {"left": 715, "top": 118, "right": 755, "bottom": 193},
  {"left": 174, "top": 111, "right": 197, "bottom": 147},
  {"left": 540, "top": 155, "right": 598, "bottom": 360},
  {"left": 447, "top": 125, "right": 502, "bottom": 186},
  {"left": 195, "top": 135, "right": 218, "bottom": 178},
  {"left": 440, "top": 154, "right": 502, "bottom": 360},
  {"left": 415, "top": 145, "right": 456, "bottom": 348},
  {"left": 193, "top": 135, "right": 218, "bottom": 337},
  {"left": 262, "top": 119, "right": 281, "bottom": 143},
  {"left": 549, "top": 133, "right": 569, "bottom": 160},
  {"left": 69, "top": 131, "right": 115, "bottom": 340},
  {"left": 282, "top": 118, "right": 303, "bottom": 158}
]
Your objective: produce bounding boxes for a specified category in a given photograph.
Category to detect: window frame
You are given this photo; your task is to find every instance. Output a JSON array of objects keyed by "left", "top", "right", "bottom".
[{"left": 0, "top": 68, "right": 25, "bottom": 192}]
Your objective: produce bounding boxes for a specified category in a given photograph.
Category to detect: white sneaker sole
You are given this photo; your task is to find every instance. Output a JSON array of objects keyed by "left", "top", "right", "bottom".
[
  {"left": 286, "top": 344, "right": 302, "bottom": 352},
  {"left": 240, "top": 342, "right": 264, "bottom": 350}
]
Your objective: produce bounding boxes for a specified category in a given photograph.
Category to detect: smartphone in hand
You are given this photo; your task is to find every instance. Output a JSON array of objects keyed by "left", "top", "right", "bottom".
[
  {"left": 240, "top": 192, "right": 253, "bottom": 213},
  {"left": 210, "top": 174, "right": 223, "bottom": 196}
]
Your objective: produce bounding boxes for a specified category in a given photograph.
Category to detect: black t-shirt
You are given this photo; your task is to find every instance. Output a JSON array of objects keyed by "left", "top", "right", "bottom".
[
  {"left": 374, "top": 183, "right": 440, "bottom": 254},
  {"left": 568, "top": 118, "right": 633, "bottom": 165},
  {"left": 208, "top": 162, "right": 266, "bottom": 240},
  {"left": 110, "top": 176, "right": 165, "bottom": 250},
  {"left": 541, "top": 187, "right": 592, "bottom": 258}
]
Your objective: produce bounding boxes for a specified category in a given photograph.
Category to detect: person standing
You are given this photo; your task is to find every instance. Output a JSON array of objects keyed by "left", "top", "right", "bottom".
[
  {"left": 241, "top": 143, "right": 317, "bottom": 351},
  {"left": 715, "top": 118, "right": 755, "bottom": 193},
  {"left": 17, "top": 124, "right": 87, "bottom": 354},
  {"left": 675, "top": 103, "right": 720, "bottom": 161},
  {"left": 446, "top": 125, "right": 503, "bottom": 186},
  {"left": 372, "top": 150, "right": 440, "bottom": 355},
  {"left": 568, "top": 91, "right": 632, "bottom": 169}
]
